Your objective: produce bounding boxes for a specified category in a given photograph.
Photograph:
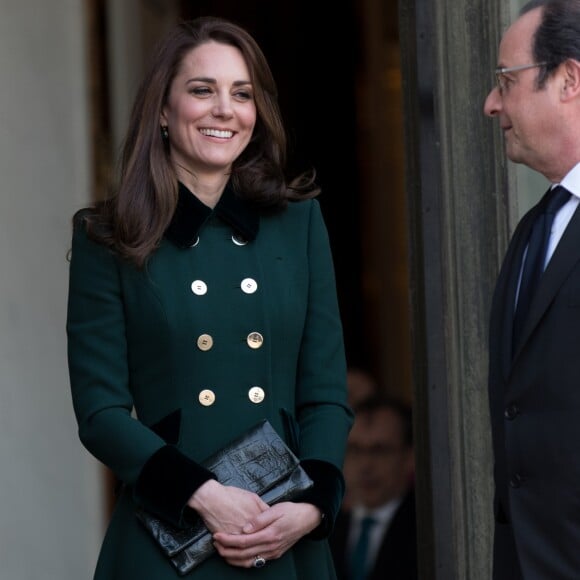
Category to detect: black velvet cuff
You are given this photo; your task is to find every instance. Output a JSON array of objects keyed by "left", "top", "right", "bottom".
[
  {"left": 297, "top": 459, "right": 345, "bottom": 539},
  {"left": 134, "top": 445, "right": 216, "bottom": 527}
]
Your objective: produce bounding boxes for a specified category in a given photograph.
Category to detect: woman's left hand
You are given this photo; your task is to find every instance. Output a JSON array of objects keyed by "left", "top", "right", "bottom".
[{"left": 212, "top": 501, "right": 322, "bottom": 568}]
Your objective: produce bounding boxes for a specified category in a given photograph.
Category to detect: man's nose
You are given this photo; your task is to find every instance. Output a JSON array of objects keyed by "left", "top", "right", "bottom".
[{"left": 483, "top": 86, "right": 501, "bottom": 117}]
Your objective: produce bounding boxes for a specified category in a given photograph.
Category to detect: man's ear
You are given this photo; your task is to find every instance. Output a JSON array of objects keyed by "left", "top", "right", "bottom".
[{"left": 561, "top": 59, "right": 580, "bottom": 101}]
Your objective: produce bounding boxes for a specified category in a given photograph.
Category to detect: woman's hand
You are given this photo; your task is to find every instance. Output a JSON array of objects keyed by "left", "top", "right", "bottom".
[
  {"left": 212, "top": 502, "right": 322, "bottom": 568},
  {"left": 188, "top": 479, "right": 268, "bottom": 534}
]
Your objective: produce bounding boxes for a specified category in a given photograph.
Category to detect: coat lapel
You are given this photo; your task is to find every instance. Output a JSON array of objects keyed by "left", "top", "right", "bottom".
[
  {"left": 511, "top": 203, "right": 580, "bottom": 365},
  {"left": 494, "top": 208, "right": 538, "bottom": 379}
]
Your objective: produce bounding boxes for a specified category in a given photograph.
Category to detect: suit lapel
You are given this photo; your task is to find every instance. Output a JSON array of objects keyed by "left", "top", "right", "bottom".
[
  {"left": 370, "top": 490, "right": 417, "bottom": 580},
  {"left": 494, "top": 208, "right": 538, "bottom": 379},
  {"left": 511, "top": 203, "right": 580, "bottom": 365}
]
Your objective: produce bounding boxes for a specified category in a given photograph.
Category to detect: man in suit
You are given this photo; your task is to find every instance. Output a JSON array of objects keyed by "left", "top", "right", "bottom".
[
  {"left": 330, "top": 396, "right": 416, "bottom": 580},
  {"left": 484, "top": 1, "right": 580, "bottom": 578}
]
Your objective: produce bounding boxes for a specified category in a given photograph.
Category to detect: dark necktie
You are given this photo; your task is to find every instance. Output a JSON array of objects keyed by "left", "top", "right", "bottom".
[
  {"left": 512, "top": 185, "right": 571, "bottom": 350},
  {"left": 350, "top": 515, "right": 377, "bottom": 580}
]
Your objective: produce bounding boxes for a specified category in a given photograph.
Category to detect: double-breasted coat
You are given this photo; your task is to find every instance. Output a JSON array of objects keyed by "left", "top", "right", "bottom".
[
  {"left": 67, "top": 183, "right": 353, "bottom": 579},
  {"left": 488, "top": 188, "right": 580, "bottom": 579}
]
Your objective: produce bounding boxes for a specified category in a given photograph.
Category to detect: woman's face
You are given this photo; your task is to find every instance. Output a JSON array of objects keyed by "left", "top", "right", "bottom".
[{"left": 161, "top": 41, "right": 257, "bottom": 180}]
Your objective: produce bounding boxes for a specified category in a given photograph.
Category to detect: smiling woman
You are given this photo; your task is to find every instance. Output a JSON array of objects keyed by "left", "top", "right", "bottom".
[
  {"left": 66, "top": 15, "right": 352, "bottom": 580},
  {"left": 160, "top": 41, "right": 257, "bottom": 205}
]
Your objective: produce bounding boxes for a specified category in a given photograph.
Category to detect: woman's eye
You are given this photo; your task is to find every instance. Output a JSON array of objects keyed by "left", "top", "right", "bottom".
[
  {"left": 234, "top": 90, "right": 253, "bottom": 101},
  {"left": 190, "top": 86, "right": 212, "bottom": 96}
]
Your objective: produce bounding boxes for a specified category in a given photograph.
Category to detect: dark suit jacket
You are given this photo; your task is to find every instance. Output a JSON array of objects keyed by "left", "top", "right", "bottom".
[
  {"left": 329, "top": 489, "right": 417, "bottom": 580},
  {"left": 488, "top": 191, "right": 580, "bottom": 579}
]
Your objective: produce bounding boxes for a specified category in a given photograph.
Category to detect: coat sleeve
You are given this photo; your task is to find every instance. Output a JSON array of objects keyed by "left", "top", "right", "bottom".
[
  {"left": 294, "top": 200, "right": 354, "bottom": 537},
  {"left": 66, "top": 214, "right": 214, "bottom": 527}
]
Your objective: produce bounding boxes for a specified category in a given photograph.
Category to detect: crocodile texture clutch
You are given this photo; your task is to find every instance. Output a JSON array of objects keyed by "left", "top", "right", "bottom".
[{"left": 135, "top": 419, "right": 313, "bottom": 575}]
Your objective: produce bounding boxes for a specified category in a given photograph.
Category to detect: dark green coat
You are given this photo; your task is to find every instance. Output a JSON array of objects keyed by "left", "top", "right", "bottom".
[{"left": 67, "top": 184, "right": 353, "bottom": 579}]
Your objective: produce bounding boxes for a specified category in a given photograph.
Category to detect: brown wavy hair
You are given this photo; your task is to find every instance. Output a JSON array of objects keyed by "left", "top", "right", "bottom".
[{"left": 84, "top": 16, "right": 319, "bottom": 268}]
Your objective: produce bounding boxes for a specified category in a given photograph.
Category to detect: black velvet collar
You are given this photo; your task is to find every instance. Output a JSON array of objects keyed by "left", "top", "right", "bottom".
[{"left": 164, "top": 181, "right": 260, "bottom": 248}]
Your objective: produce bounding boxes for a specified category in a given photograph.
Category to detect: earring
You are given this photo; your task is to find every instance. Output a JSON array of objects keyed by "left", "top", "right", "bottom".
[{"left": 161, "top": 125, "right": 169, "bottom": 140}]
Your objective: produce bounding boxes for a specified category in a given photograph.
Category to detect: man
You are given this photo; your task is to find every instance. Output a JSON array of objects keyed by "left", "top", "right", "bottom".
[
  {"left": 484, "top": 1, "right": 580, "bottom": 577},
  {"left": 346, "top": 367, "right": 378, "bottom": 408},
  {"left": 341, "top": 369, "right": 379, "bottom": 511},
  {"left": 330, "top": 396, "right": 416, "bottom": 580}
]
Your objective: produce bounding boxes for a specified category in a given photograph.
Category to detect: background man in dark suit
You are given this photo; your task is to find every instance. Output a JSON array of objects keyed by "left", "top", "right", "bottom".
[
  {"left": 330, "top": 396, "right": 416, "bottom": 580},
  {"left": 484, "top": 1, "right": 580, "bottom": 578}
]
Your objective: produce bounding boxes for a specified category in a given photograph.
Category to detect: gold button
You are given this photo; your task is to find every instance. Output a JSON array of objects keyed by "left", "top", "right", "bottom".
[
  {"left": 191, "top": 280, "right": 207, "bottom": 295},
  {"left": 247, "top": 332, "right": 264, "bottom": 349},
  {"left": 248, "top": 386, "right": 265, "bottom": 404},
  {"left": 197, "top": 334, "right": 214, "bottom": 351},
  {"left": 199, "top": 389, "right": 215, "bottom": 406},
  {"left": 241, "top": 278, "right": 258, "bottom": 294},
  {"left": 232, "top": 233, "right": 248, "bottom": 246}
]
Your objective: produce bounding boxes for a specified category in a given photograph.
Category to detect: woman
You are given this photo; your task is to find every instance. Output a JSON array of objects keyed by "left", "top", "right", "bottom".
[{"left": 67, "top": 16, "right": 352, "bottom": 579}]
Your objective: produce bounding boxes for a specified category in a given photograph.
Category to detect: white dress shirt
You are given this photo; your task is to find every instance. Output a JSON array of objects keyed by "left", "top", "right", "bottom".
[
  {"left": 515, "top": 163, "right": 580, "bottom": 308},
  {"left": 545, "top": 163, "right": 580, "bottom": 264}
]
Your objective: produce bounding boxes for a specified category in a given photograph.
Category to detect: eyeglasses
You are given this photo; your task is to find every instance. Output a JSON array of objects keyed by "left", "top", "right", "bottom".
[{"left": 495, "top": 62, "right": 548, "bottom": 94}]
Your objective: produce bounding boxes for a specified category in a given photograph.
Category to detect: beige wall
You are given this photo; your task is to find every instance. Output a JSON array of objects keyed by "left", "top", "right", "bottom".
[
  {"left": 106, "top": 0, "right": 179, "bottom": 152},
  {"left": 0, "top": 1, "right": 103, "bottom": 577},
  {"left": 0, "top": 2, "right": 180, "bottom": 577}
]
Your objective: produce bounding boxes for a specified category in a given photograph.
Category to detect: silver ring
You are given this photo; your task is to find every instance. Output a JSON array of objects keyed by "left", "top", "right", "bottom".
[{"left": 253, "top": 555, "right": 267, "bottom": 568}]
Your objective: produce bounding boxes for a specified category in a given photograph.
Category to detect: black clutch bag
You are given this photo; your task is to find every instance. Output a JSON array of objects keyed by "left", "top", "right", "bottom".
[{"left": 135, "top": 419, "right": 313, "bottom": 575}]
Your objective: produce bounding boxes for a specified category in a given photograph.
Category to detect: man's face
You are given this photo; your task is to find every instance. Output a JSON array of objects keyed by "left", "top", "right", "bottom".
[
  {"left": 484, "top": 7, "right": 561, "bottom": 174},
  {"left": 345, "top": 408, "right": 414, "bottom": 509}
]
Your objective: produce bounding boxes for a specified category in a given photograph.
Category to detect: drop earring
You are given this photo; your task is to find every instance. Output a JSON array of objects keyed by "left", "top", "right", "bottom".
[{"left": 161, "top": 125, "right": 169, "bottom": 140}]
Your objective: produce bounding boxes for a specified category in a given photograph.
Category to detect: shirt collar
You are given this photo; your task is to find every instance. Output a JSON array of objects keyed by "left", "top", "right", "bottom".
[
  {"left": 556, "top": 161, "right": 580, "bottom": 199},
  {"left": 164, "top": 181, "right": 260, "bottom": 248},
  {"left": 352, "top": 497, "right": 403, "bottom": 527}
]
